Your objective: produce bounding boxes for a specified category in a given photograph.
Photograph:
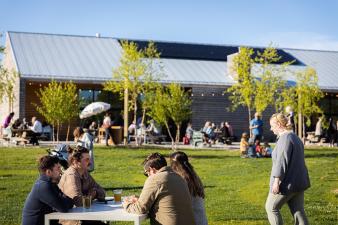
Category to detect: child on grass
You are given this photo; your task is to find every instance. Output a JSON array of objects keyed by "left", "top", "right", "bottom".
[{"left": 240, "top": 132, "right": 249, "bottom": 158}]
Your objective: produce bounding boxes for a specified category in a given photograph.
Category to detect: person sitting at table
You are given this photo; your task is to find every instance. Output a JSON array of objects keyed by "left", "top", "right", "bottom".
[
  {"left": 2, "top": 112, "right": 14, "bottom": 129},
  {"left": 12, "top": 118, "right": 22, "bottom": 130},
  {"left": 29, "top": 117, "right": 43, "bottom": 146},
  {"left": 146, "top": 119, "right": 161, "bottom": 136},
  {"left": 22, "top": 155, "right": 74, "bottom": 225},
  {"left": 123, "top": 152, "right": 195, "bottom": 225},
  {"left": 184, "top": 122, "right": 194, "bottom": 144},
  {"left": 58, "top": 146, "right": 106, "bottom": 225},
  {"left": 170, "top": 151, "right": 208, "bottom": 225},
  {"left": 73, "top": 127, "right": 95, "bottom": 172},
  {"left": 128, "top": 120, "right": 136, "bottom": 143},
  {"left": 42, "top": 121, "right": 52, "bottom": 140}
]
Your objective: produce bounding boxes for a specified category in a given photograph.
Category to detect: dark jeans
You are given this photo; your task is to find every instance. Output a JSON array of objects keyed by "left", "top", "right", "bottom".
[
  {"left": 30, "top": 132, "right": 41, "bottom": 145},
  {"left": 105, "top": 128, "right": 113, "bottom": 145},
  {"left": 253, "top": 134, "right": 262, "bottom": 142}
]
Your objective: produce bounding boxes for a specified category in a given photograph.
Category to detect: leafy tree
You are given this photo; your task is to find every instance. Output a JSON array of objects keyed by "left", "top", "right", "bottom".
[
  {"left": 35, "top": 80, "right": 78, "bottom": 142},
  {"left": 166, "top": 83, "right": 191, "bottom": 144},
  {"left": 253, "top": 46, "right": 291, "bottom": 113},
  {"left": 280, "top": 67, "right": 323, "bottom": 139},
  {"left": 147, "top": 84, "right": 191, "bottom": 148},
  {"left": 104, "top": 41, "right": 163, "bottom": 144},
  {"left": 0, "top": 68, "right": 19, "bottom": 112},
  {"left": 227, "top": 46, "right": 293, "bottom": 136},
  {"left": 226, "top": 47, "right": 255, "bottom": 124}
]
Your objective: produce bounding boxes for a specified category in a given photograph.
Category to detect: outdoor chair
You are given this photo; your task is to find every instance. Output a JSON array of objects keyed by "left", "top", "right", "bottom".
[{"left": 192, "top": 131, "right": 204, "bottom": 147}]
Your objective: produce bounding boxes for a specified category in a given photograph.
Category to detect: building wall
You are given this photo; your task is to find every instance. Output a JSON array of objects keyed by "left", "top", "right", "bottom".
[
  {"left": 24, "top": 82, "right": 106, "bottom": 140},
  {"left": 0, "top": 35, "right": 20, "bottom": 124},
  {"left": 191, "top": 86, "right": 276, "bottom": 141}
]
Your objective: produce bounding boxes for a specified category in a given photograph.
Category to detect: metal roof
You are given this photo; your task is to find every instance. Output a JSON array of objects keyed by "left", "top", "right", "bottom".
[
  {"left": 283, "top": 49, "right": 338, "bottom": 91},
  {"left": 6, "top": 31, "right": 338, "bottom": 90}
]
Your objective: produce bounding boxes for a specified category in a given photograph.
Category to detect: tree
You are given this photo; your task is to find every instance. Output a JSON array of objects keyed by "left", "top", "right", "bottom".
[
  {"left": 226, "top": 47, "right": 255, "bottom": 126},
  {"left": 146, "top": 86, "right": 173, "bottom": 142},
  {"left": 227, "top": 46, "right": 293, "bottom": 136},
  {"left": 280, "top": 67, "right": 323, "bottom": 139},
  {"left": 104, "top": 41, "right": 163, "bottom": 144},
  {"left": 35, "top": 80, "right": 78, "bottom": 142},
  {"left": 61, "top": 82, "right": 79, "bottom": 141},
  {"left": 253, "top": 46, "right": 291, "bottom": 113},
  {"left": 166, "top": 83, "right": 191, "bottom": 144},
  {"left": 147, "top": 84, "right": 191, "bottom": 148},
  {"left": 0, "top": 68, "right": 19, "bottom": 112}
]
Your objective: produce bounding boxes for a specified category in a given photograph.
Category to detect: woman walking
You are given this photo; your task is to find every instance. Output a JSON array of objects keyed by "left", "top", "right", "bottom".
[
  {"left": 266, "top": 113, "right": 310, "bottom": 225},
  {"left": 170, "top": 151, "right": 208, "bottom": 225}
]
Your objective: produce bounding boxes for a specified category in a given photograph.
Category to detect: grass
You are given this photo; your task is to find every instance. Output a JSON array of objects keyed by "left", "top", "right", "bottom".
[{"left": 0, "top": 146, "right": 337, "bottom": 225}]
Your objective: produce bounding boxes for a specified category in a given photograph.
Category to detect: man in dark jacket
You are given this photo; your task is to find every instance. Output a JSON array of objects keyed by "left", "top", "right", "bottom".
[{"left": 22, "top": 156, "right": 74, "bottom": 225}]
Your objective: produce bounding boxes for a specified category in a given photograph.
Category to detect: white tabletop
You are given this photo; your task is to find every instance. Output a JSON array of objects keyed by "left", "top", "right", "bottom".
[{"left": 45, "top": 200, "right": 147, "bottom": 225}]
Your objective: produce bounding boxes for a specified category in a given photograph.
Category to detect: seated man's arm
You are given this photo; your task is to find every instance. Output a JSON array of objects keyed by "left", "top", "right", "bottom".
[
  {"left": 88, "top": 174, "right": 106, "bottom": 200},
  {"left": 123, "top": 177, "right": 158, "bottom": 214},
  {"left": 39, "top": 182, "right": 73, "bottom": 212}
]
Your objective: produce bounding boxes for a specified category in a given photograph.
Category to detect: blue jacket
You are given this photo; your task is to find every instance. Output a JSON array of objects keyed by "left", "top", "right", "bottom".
[{"left": 22, "top": 174, "right": 73, "bottom": 225}]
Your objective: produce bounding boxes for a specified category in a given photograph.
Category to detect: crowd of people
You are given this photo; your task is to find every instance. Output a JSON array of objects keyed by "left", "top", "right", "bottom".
[
  {"left": 0, "top": 112, "right": 52, "bottom": 145},
  {"left": 22, "top": 148, "right": 208, "bottom": 225},
  {"left": 20, "top": 111, "right": 314, "bottom": 225}
]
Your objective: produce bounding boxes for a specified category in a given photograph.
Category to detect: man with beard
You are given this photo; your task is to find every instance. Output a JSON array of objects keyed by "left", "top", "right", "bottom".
[{"left": 22, "top": 156, "right": 74, "bottom": 225}]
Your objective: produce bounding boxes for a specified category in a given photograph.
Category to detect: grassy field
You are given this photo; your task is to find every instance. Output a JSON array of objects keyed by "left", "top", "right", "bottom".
[{"left": 0, "top": 146, "right": 337, "bottom": 225}]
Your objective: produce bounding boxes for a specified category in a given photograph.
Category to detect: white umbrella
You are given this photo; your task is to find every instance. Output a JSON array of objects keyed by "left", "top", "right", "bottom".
[{"left": 80, "top": 102, "right": 111, "bottom": 119}]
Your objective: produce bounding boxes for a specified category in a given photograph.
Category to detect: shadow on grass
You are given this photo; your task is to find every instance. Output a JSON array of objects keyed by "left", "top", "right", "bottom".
[
  {"left": 131, "top": 154, "right": 239, "bottom": 160},
  {"left": 104, "top": 185, "right": 216, "bottom": 191},
  {"left": 305, "top": 152, "right": 338, "bottom": 158}
]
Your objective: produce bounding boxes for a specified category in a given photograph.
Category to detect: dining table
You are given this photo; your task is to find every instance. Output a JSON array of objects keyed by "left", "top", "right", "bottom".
[{"left": 45, "top": 198, "right": 147, "bottom": 225}]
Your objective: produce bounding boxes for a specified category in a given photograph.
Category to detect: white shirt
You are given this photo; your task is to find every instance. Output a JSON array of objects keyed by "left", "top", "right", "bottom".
[
  {"left": 30, "top": 120, "right": 43, "bottom": 133},
  {"left": 103, "top": 116, "right": 111, "bottom": 126}
]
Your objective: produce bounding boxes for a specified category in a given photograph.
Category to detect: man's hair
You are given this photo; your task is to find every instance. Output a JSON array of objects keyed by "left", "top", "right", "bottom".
[
  {"left": 67, "top": 146, "right": 89, "bottom": 164},
  {"left": 38, "top": 155, "right": 60, "bottom": 173},
  {"left": 143, "top": 152, "right": 167, "bottom": 170}
]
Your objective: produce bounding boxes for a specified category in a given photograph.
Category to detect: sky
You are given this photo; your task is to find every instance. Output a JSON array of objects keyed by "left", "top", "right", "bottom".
[{"left": 1, "top": 0, "right": 338, "bottom": 51}]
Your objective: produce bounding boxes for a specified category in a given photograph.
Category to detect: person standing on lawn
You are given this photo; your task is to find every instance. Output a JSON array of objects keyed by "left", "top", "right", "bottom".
[
  {"left": 266, "top": 113, "right": 310, "bottom": 225},
  {"left": 22, "top": 155, "right": 73, "bottom": 225}
]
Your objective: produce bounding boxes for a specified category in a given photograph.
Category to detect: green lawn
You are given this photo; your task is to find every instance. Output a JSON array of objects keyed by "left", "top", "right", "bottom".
[{"left": 0, "top": 146, "right": 337, "bottom": 225}]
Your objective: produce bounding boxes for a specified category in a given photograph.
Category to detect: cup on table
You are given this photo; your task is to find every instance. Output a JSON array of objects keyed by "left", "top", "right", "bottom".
[
  {"left": 82, "top": 195, "right": 92, "bottom": 209},
  {"left": 113, "top": 189, "right": 122, "bottom": 203}
]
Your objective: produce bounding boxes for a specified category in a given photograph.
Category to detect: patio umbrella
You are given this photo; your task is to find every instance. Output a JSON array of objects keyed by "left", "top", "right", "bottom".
[{"left": 79, "top": 102, "right": 111, "bottom": 119}]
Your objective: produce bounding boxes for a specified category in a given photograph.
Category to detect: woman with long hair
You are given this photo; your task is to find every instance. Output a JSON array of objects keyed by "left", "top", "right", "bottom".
[
  {"left": 266, "top": 113, "right": 310, "bottom": 225},
  {"left": 73, "top": 127, "right": 94, "bottom": 172},
  {"left": 170, "top": 151, "right": 208, "bottom": 225}
]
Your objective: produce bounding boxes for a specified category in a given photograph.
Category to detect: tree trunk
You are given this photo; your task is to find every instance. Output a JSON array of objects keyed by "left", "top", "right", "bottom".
[
  {"left": 142, "top": 108, "right": 146, "bottom": 125},
  {"left": 52, "top": 125, "right": 55, "bottom": 143},
  {"left": 298, "top": 112, "right": 302, "bottom": 139},
  {"left": 248, "top": 106, "right": 252, "bottom": 138},
  {"left": 165, "top": 122, "right": 175, "bottom": 149},
  {"left": 57, "top": 121, "right": 60, "bottom": 143},
  {"left": 123, "top": 84, "right": 128, "bottom": 145},
  {"left": 66, "top": 122, "right": 70, "bottom": 142},
  {"left": 134, "top": 98, "right": 137, "bottom": 130},
  {"left": 175, "top": 123, "right": 180, "bottom": 144}
]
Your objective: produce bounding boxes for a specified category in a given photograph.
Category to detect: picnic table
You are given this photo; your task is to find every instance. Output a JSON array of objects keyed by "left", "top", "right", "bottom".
[{"left": 45, "top": 198, "right": 147, "bottom": 225}]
